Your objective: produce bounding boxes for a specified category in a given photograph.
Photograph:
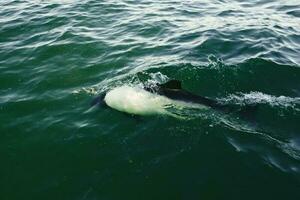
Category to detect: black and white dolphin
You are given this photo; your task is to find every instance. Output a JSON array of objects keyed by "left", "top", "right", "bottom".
[{"left": 92, "top": 80, "right": 255, "bottom": 118}]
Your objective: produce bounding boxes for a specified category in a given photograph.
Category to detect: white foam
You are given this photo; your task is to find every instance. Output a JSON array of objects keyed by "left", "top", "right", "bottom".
[{"left": 219, "top": 92, "right": 300, "bottom": 108}]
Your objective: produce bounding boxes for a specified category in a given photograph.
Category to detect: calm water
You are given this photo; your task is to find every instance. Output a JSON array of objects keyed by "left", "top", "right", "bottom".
[{"left": 1, "top": 0, "right": 300, "bottom": 199}]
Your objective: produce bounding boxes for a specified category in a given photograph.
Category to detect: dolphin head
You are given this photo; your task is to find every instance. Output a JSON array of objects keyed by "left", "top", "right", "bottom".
[{"left": 90, "top": 92, "right": 107, "bottom": 107}]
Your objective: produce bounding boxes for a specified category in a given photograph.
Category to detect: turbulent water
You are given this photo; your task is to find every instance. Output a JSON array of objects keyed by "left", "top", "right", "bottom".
[{"left": 1, "top": 0, "right": 300, "bottom": 199}]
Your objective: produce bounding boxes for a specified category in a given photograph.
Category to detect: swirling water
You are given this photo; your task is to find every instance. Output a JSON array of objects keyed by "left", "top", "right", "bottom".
[{"left": 1, "top": 0, "right": 300, "bottom": 199}]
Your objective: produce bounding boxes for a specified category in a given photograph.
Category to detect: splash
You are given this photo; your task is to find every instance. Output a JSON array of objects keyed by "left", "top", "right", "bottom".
[
  {"left": 219, "top": 91, "right": 300, "bottom": 109},
  {"left": 72, "top": 87, "right": 98, "bottom": 95}
]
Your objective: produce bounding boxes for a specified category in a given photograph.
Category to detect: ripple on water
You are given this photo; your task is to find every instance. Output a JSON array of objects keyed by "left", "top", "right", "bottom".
[{"left": 1, "top": 0, "right": 300, "bottom": 199}]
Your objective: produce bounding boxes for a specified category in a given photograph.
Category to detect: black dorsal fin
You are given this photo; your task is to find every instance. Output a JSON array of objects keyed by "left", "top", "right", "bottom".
[{"left": 159, "top": 80, "right": 182, "bottom": 90}]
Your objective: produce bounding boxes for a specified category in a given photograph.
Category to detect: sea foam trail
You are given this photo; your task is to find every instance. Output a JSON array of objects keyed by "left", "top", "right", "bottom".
[{"left": 219, "top": 92, "right": 300, "bottom": 109}]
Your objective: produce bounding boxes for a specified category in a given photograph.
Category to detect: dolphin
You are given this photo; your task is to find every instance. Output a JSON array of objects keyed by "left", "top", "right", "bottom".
[{"left": 92, "top": 80, "right": 256, "bottom": 118}]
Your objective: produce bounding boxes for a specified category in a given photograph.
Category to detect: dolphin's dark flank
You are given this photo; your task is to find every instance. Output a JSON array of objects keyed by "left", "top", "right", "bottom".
[
  {"left": 146, "top": 80, "right": 224, "bottom": 109},
  {"left": 155, "top": 80, "right": 258, "bottom": 119}
]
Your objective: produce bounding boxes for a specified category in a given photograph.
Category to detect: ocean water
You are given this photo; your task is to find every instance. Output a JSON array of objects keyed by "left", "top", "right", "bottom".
[{"left": 1, "top": 0, "right": 300, "bottom": 199}]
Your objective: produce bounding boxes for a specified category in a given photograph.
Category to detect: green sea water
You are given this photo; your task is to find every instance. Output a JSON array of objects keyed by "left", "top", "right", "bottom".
[{"left": 1, "top": 0, "right": 300, "bottom": 199}]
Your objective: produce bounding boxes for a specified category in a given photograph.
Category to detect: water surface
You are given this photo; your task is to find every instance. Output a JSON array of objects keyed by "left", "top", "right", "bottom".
[{"left": 1, "top": 0, "right": 300, "bottom": 199}]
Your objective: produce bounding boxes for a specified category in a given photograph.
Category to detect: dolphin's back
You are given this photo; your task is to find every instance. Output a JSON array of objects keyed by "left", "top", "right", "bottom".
[
  {"left": 160, "top": 80, "right": 259, "bottom": 116},
  {"left": 156, "top": 80, "right": 220, "bottom": 108},
  {"left": 159, "top": 88, "right": 219, "bottom": 108}
]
